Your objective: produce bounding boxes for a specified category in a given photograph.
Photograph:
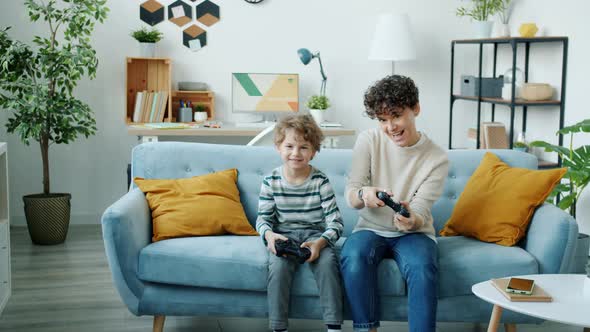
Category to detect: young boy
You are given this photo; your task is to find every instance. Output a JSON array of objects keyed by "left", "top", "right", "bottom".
[{"left": 256, "top": 114, "right": 344, "bottom": 332}]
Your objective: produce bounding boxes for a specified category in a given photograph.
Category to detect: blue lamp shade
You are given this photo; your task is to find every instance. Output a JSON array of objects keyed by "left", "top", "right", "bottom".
[{"left": 297, "top": 48, "right": 313, "bottom": 65}]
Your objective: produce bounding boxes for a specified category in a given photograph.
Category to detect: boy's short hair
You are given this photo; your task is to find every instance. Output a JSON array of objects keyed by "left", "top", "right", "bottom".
[
  {"left": 274, "top": 114, "right": 324, "bottom": 152},
  {"left": 363, "top": 75, "right": 419, "bottom": 119}
]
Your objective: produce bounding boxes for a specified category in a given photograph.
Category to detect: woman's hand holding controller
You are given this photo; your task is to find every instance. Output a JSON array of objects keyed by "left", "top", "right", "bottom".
[{"left": 360, "top": 186, "right": 394, "bottom": 208}]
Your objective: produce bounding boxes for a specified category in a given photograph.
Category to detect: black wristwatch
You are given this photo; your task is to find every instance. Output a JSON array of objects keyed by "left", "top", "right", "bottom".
[{"left": 357, "top": 188, "right": 364, "bottom": 201}]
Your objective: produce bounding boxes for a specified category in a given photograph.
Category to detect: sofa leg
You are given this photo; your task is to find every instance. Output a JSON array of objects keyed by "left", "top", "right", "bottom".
[
  {"left": 504, "top": 323, "right": 516, "bottom": 332},
  {"left": 153, "top": 315, "right": 165, "bottom": 332}
]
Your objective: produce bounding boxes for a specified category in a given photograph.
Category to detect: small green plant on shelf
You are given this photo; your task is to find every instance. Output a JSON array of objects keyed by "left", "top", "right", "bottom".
[
  {"left": 529, "top": 118, "right": 590, "bottom": 218},
  {"left": 194, "top": 104, "right": 207, "bottom": 113},
  {"left": 306, "top": 95, "right": 330, "bottom": 111},
  {"left": 131, "top": 27, "right": 163, "bottom": 43},
  {"left": 512, "top": 141, "right": 529, "bottom": 151},
  {"left": 456, "top": 0, "right": 506, "bottom": 21}
]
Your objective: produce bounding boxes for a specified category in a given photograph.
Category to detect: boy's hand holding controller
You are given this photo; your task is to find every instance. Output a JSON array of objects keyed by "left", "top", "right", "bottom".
[
  {"left": 264, "top": 231, "right": 289, "bottom": 255},
  {"left": 300, "top": 237, "right": 328, "bottom": 263}
]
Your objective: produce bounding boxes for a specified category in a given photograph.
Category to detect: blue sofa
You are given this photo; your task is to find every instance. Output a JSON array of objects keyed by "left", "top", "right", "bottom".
[{"left": 102, "top": 142, "right": 579, "bottom": 331}]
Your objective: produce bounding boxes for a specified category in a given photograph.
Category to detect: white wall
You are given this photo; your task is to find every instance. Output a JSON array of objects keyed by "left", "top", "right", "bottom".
[{"left": 0, "top": 0, "right": 588, "bottom": 226}]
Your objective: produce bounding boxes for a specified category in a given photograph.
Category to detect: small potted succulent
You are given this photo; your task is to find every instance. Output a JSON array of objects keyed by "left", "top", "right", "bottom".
[
  {"left": 306, "top": 95, "right": 330, "bottom": 125},
  {"left": 512, "top": 141, "right": 529, "bottom": 152},
  {"left": 131, "top": 27, "right": 163, "bottom": 57}
]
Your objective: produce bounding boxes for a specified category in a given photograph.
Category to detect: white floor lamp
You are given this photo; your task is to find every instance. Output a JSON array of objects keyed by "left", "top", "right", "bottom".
[{"left": 368, "top": 13, "right": 416, "bottom": 74}]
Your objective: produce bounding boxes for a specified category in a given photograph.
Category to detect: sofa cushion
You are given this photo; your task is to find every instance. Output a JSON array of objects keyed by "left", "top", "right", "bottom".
[
  {"left": 134, "top": 169, "right": 258, "bottom": 242},
  {"left": 138, "top": 235, "right": 268, "bottom": 291},
  {"left": 437, "top": 236, "right": 538, "bottom": 298},
  {"left": 291, "top": 237, "right": 406, "bottom": 296},
  {"left": 439, "top": 152, "right": 566, "bottom": 246}
]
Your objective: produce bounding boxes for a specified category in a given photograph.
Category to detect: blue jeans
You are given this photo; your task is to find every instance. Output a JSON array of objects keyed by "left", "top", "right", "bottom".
[{"left": 340, "top": 231, "right": 438, "bottom": 332}]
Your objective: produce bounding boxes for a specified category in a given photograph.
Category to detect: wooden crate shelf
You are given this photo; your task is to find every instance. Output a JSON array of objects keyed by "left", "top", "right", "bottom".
[
  {"left": 126, "top": 57, "right": 171, "bottom": 123},
  {"left": 170, "top": 90, "right": 215, "bottom": 122}
]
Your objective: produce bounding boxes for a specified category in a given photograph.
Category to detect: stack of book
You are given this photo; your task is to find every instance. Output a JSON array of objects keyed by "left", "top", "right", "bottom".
[{"left": 132, "top": 90, "right": 169, "bottom": 123}]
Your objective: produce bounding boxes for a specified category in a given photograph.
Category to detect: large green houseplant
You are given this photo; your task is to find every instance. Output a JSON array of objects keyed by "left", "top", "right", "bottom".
[
  {"left": 0, "top": 0, "right": 109, "bottom": 244},
  {"left": 530, "top": 119, "right": 590, "bottom": 218}
]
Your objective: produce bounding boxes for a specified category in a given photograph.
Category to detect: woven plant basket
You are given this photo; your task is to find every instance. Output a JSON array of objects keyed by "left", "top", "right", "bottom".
[{"left": 23, "top": 193, "right": 71, "bottom": 245}]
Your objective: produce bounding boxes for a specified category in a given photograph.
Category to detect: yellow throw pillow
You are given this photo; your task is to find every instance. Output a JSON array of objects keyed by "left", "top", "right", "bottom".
[
  {"left": 134, "top": 168, "right": 258, "bottom": 242},
  {"left": 440, "top": 152, "right": 566, "bottom": 246}
]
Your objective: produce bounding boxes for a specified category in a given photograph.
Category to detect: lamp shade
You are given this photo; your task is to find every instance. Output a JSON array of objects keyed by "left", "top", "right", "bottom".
[
  {"left": 298, "top": 48, "right": 313, "bottom": 65},
  {"left": 368, "top": 13, "right": 416, "bottom": 61}
]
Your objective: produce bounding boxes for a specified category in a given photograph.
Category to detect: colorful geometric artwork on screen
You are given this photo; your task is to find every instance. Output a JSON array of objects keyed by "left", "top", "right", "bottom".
[
  {"left": 232, "top": 74, "right": 299, "bottom": 112},
  {"left": 140, "top": 0, "right": 165, "bottom": 26}
]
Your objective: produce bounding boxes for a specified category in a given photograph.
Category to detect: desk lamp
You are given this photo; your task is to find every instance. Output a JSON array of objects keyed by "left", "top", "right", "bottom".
[{"left": 297, "top": 48, "right": 327, "bottom": 96}]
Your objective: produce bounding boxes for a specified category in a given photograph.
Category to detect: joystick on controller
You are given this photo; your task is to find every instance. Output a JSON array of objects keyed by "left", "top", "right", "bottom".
[
  {"left": 275, "top": 239, "right": 311, "bottom": 264},
  {"left": 377, "top": 191, "right": 410, "bottom": 218}
]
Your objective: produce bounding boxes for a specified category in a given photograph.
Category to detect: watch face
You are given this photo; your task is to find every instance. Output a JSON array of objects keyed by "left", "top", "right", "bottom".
[{"left": 244, "top": 0, "right": 264, "bottom": 3}]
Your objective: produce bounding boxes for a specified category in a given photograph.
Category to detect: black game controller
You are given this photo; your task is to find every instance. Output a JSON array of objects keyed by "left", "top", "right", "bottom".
[
  {"left": 275, "top": 239, "right": 311, "bottom": 264},
  {"left": 377, "top": 191, "right": 410, "bottom": 218}
]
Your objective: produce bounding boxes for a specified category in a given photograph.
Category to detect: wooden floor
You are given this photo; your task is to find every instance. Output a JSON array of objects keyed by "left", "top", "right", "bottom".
[{"left": 0, "top": 225, "right": 585, "bottom": 332}]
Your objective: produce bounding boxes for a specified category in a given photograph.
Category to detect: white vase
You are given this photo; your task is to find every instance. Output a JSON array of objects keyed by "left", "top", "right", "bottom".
[
  {"left": 309, "top": 109, "right": 324, "bottom": 125},
  {"left": 139, "top": 42, "right": 156, "bottom": 57},
  {"left": 473, "top": 21, "right": 494, "bottom": 39},
  {"left": 495, "top": 23, "right": 510, "bottom": 37}
]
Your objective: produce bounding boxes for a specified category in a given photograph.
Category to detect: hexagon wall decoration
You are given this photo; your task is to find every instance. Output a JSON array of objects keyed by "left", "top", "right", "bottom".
[
  {"left": 183, "top": 24, "right": 207, "bottom": 51},
  {"left": 168, "top": 0, "right": 193, "bottom": 27},
  {"left": 140, "top": 0, "right": 164, "bottom": 26},
  {"left": 196, "top": 0, "right": 220, "bottom": 27}
]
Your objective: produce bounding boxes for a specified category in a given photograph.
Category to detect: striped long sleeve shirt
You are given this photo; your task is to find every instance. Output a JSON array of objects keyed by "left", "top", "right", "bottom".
[{"left": 255, "top": 166, "right": 344, "bottom": 246}]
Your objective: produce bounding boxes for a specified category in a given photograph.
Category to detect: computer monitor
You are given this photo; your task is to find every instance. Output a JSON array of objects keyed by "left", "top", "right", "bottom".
[{"left": 232, "top": 73, "right": 299, "bottom": 114}]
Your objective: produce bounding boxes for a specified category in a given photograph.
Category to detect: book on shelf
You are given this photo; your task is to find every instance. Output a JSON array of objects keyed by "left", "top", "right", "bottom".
[
  {"left": 157, "top": 91, "right": 168, "bottom": 122},
  {"left": 491, "top": 278, "right": 552, "bottom": 302},
  {"left": 149, "top": 92, "right": 159, "bottom": 123},
  {"left": 142, "top": 92, "right": 153, "bottom": 123},
  {"left": 132, "top": 91, "right": 144, "bottom": 123}
]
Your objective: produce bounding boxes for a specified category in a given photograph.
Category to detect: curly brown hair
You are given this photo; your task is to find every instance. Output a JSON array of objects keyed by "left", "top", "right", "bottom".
[
  {"left": 363, "top": 75, "right": 419, "bottom": 119},
  {"left": 274, "top": 114, "right": 324, "bottom": 152}
]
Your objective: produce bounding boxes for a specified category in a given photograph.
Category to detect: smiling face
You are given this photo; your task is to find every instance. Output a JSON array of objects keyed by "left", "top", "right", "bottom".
[
  {"left": 276, "top": 128, "right": 317, "bottom": 171},
  {"left": 377, "top": 104, "right": 421, "bottom": 147}
]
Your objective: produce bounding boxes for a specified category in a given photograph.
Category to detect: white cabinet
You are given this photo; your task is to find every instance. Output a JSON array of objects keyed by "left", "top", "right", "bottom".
[{"left": 0, "top": 143, "right": 10, "bottom": 315}]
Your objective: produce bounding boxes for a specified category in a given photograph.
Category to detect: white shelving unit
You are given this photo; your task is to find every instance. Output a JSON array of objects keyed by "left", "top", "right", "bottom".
[{"left": 0, "top": 142, "right": 10, "bottom": 315}]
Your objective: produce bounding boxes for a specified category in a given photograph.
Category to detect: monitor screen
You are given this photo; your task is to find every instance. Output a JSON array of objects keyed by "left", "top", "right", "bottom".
[{"left": 232, "top": 73, "right": 299, "bottom": 113}]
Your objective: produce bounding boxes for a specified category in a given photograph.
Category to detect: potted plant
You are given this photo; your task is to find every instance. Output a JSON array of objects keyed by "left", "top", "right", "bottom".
[
  {"left": 306, "top": 95, "right": 330, "bottom": 125},
  {"left": 512, "top": 141, "right": 528, "bottom": 152},
  {"left": 456, "top": 0, "right": 505, "bottom": 38},
  {"left": 529, "top": 119, "right": 590, "bottom": 218},
  {"left": 131, "top": 27, "right": 163, "bottom": 58},
  {"left": 0, "top": 0, "right": 108, "bottom": 244}
]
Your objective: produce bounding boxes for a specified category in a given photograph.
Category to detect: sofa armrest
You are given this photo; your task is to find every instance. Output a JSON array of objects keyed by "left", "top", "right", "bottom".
[
  {"left": 101, "top": 188, "right": 152, "bottom": 316},
  {"left": 524, "top": 203, "right": 578, "bottom": 274}
]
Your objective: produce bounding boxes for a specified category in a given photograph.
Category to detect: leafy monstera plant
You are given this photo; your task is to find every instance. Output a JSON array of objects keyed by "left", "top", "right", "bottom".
[{"left": 530, "top": 119, "right": 590, "bottom": 218}]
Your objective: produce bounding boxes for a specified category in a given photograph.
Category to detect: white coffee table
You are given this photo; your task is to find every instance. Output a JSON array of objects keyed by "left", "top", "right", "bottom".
[{"left": 472, "top": 274, "right": 590, "bottom": 332}]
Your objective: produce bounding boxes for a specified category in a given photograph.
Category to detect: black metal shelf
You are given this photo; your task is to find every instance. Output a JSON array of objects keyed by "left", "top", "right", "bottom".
[
  {"left": 449, "top": 36, "right": 568, "bottom": 168},
  {"left": 453, "top": 95, "right": 561, "bottom": 107},
  {"left": 453, "top": 36, "right": 568, "bottom": 45}
]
